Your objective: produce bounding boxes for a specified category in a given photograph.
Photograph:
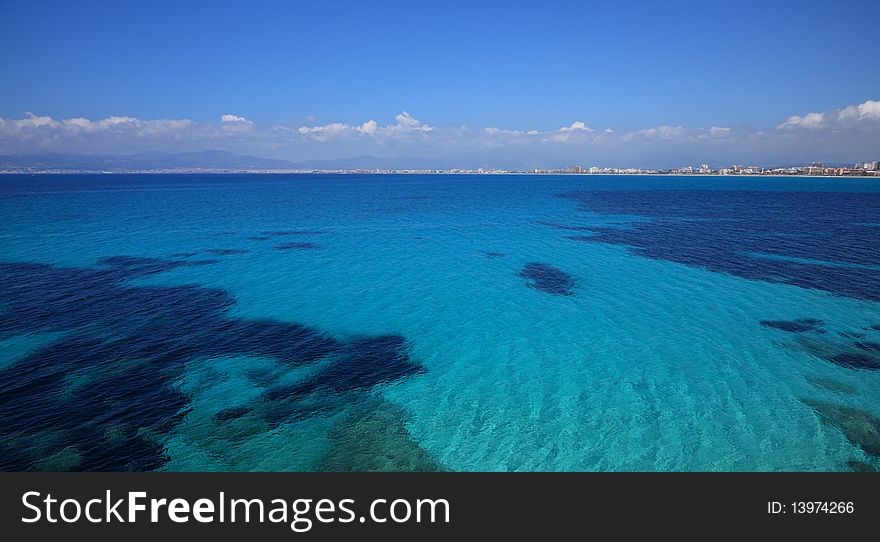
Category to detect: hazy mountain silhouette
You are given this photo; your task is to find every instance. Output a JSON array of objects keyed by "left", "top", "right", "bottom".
[{"left": 0, "top": 151, "right": 454, "bottom": 171}]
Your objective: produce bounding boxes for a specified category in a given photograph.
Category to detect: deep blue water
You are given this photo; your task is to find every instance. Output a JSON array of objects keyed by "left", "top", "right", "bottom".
[{"left": 1, "top": 174, "right": 879, "bottom": 471}]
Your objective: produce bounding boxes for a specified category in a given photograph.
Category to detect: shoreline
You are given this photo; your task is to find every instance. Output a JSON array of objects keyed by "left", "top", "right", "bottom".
[{"left": 0, "top": 170, "right": 877, "bottom": 179}]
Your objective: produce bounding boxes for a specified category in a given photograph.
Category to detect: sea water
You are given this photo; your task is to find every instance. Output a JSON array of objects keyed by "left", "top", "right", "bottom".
[{"left": 1, "top": 174, "right": 878, "bottom": 471}]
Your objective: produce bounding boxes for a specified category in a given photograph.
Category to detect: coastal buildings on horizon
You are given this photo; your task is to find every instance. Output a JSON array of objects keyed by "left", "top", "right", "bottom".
[{"left": 1, "top": 159, "right": 878, "bottom": 177}]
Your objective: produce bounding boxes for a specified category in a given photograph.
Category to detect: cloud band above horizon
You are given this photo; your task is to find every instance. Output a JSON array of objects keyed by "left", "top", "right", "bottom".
[{"left": 0, "top": 100, "right": 878, "bottom": 168}]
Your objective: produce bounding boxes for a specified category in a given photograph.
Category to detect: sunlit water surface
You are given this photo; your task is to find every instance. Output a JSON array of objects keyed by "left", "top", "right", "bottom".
[{"left": 1, "top": 174, "right": 879, "bottom": 471}]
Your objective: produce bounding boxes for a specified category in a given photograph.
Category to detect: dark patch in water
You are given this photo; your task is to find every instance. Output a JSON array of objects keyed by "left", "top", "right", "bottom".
[
  {"left": 806, "top": 375, "right": 858, "bottom": 395},
  {"left": 827, "top": 352, "right": 880, "bottom": 371},
  {"left": 264, "top": 336, "right": 424, "bottom": 412},
  {"left": 249, "top": 231, "right": 325, "bottom": 241},
  {"left": 0, "top": 257, "right": 424, "bottom": 471},
  {"left": 760, "top": 318, "right": 824, "bottom": 333},
  {"left": 102, "top": 255, "right": 175, "bottom": 268},
  {"left": 170, "top": 252, "right": 200, "bottom": 258},
  {"left": 789, "top": 337, "right": 880, "bottom": 372},
  {"left": 204, "top": 248, "right": 249, "bottom": 255},
  {"left": 0, "top": 336, "right": 188, "bottom": 471},
  {"left": 275, "top": 242, "right": 320, "bottom": 250},
  {"left": 328, "top": 336, "right": 425, "bottom": 393},
  {"left": 855, "top": 341, "right": 880, "bottom": 354},
  {"left": 262, "top": 230, "right": 326, "bottom": 236},
  {"left": 98, "top": 255, "right": 219, "bottom": 276},
  {"left": 872, "top": 325, "right": 880, "bottom": 331},
  {"left": 482, "top": 251, "right": 506, "bottom": 258},
  {"left": 214, "top": 406, "right": 253, "bottom": 424},
  {"left": 534, "top": 220, "right": 595, "bottom": 231},
  {"left": 839, "top": 331, "right": 866, "bottom": 339},
  {"left": 519, "top": 262, "right": 576, "bottom": 296},
  {"left": 560, "top": 190, "right": 880, "bottom": 301},
  {"left": 195, "top": 319, "right": 337, "bottom": 365},
  {"left": 847, "top": 460, "right": 877, "bottom": 472},
  {"left": 789, "top": 336, "right": 837, "bottom": 361},
  {"left": 316, "top": 399, "right": 444, "bottom": 472},
  {"left": 802, "top": 399, "right": 880, "bottom": 457}
]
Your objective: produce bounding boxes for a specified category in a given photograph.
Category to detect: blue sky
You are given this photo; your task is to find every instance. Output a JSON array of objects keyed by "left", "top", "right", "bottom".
[{"left": 1, "top": 0, "right": 878, "bottom": 167}]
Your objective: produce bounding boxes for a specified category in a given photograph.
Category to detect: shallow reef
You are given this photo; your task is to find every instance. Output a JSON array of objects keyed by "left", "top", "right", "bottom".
[
  {"left": 0, "top": 257, "right": 425, "bottom": 471},
  {"left": 262, "top": 335, "right": 425, "bottom": 425},
  {"left": 275, "top": 242, "right": 321, "bottom": 250},
  {"left": 250, "top": 231, "right": 326, "bottom": 241},
  {"left": 262, "top": 230, "right": 326, "bottom": 236},
  {"left": 805, "top": 375, "right": 858, "bottom": 395},
  {"left": 855, "top": 341, "right": 880, "bottom": 354},
  {"left": 316, "top": 398, "right": 444, "bottom": 472},
  {"left": 519, "top": 262, "right": 576, "bottom": 296},
  {"left": 786, "top": 333, "right": 880, "bottom": 372},
  {"left": 846, "top": 460, "right": 876, "bottom": 472},
  {"left": 213, "top": 406, "right": 253, "bottom": 424},
  {"left": 560, "top": 190, "right": 880, "bottom": 301},
  {"left": 534, "top": 220, "right": 595, "bottom": 232},
  {"left": 827, "top": 352, "right": 880, "bottom": 371},
  {"left": 802, "top": 399, "right": 880, "bottom": 457},
  {"left": 204, "top": 248, "right": 249, "bottom": 255},
  {"left": 760, "top": 319, "right": 825, "bottom": 333}
]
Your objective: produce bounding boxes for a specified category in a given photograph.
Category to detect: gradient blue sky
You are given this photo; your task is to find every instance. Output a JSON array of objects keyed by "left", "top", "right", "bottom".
[{"left": 1, "top": 0, "right": 878, "bottom": 167}]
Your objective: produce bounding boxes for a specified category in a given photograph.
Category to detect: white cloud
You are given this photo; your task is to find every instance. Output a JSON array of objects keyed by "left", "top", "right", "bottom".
[
  {"left": 635, "top": 125, "right": 685, "bottom": 139},
  {"left": 138, "top": 118, "right": 192, "bottom": 134},
  {"left": 297, "top": 112, "right": 433, "bottom": 142},
  {"left": 62, "top": 117, "right": 92, "bottom": 129},
  {"left": 1, "top": 98, "right": 877, "bottom": 166},
  {"left": 219, "top": 114, "right": 254, "bottom": 134},
  {"left": 52, "top": 116, "right": 140, "bottom": 132},
  {"left": 777, "top": 112, "right": 825, "bottom": 130},
  {"left": 778, "top": 100, "right": 880, "bottom": 131},
  {"left": 101, "top": 116, "right": 139, "bottom": 127},
  {"left": 483, "top": 127, "right": 526, "bottom": 136},
  {"left": 857, "top": 100, "right": 880, "bottom": 119},
  {"left": 389, "top": 111, "right": 433, "bottom": 133},
  {"left": 542, "top": 120, "right": 596, "bottom": 143},
  {"left": 838, "top": 99, "right": 880, "bottom": 123},
  {"left": 0, "top": 113, "right": 189, "bottom": 138},
  {"left": 221, "top": 113, "right": 252, "bottom": 124},
  {"left": 559, "top": 121, "right": 591, "bottom": 132},
  {"left": 358, "top": 120, "right": 377, "bottom": 135},
  {"left": 13, "top": 112, "right": 58, "bottom": 129},
  {"left": 297, "top": 122, "right": 352, "bottom": 141},
  {"left": 0, "top": 112, "right": 202, "bottom": 154}
]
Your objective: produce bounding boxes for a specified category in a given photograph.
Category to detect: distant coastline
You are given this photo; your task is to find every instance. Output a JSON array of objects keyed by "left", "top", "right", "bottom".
[
  {"left": 1, "top": 169, "right": 878, "bottom": 178},
  {"left": 3, "top": 151, "right": 877, "bottom": 177}
]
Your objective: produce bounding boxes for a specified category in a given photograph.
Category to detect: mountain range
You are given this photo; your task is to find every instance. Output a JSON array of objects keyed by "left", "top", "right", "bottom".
[{"left": 0, "top": 151, "right": 453, "bottom": 171}]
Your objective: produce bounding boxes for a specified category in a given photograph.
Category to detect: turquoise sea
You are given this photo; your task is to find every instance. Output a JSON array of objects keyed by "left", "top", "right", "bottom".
[{"left": 1, "top": 173, "right": 879, "bottom": 472}]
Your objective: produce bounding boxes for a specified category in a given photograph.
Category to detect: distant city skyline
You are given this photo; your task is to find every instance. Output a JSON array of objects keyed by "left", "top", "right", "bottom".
[
  {"left": 2, "top": 149, "right": 877, "bottom": 176},
  {"left": 1, "top": 0, "right": 878, "bottom": 167}
]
